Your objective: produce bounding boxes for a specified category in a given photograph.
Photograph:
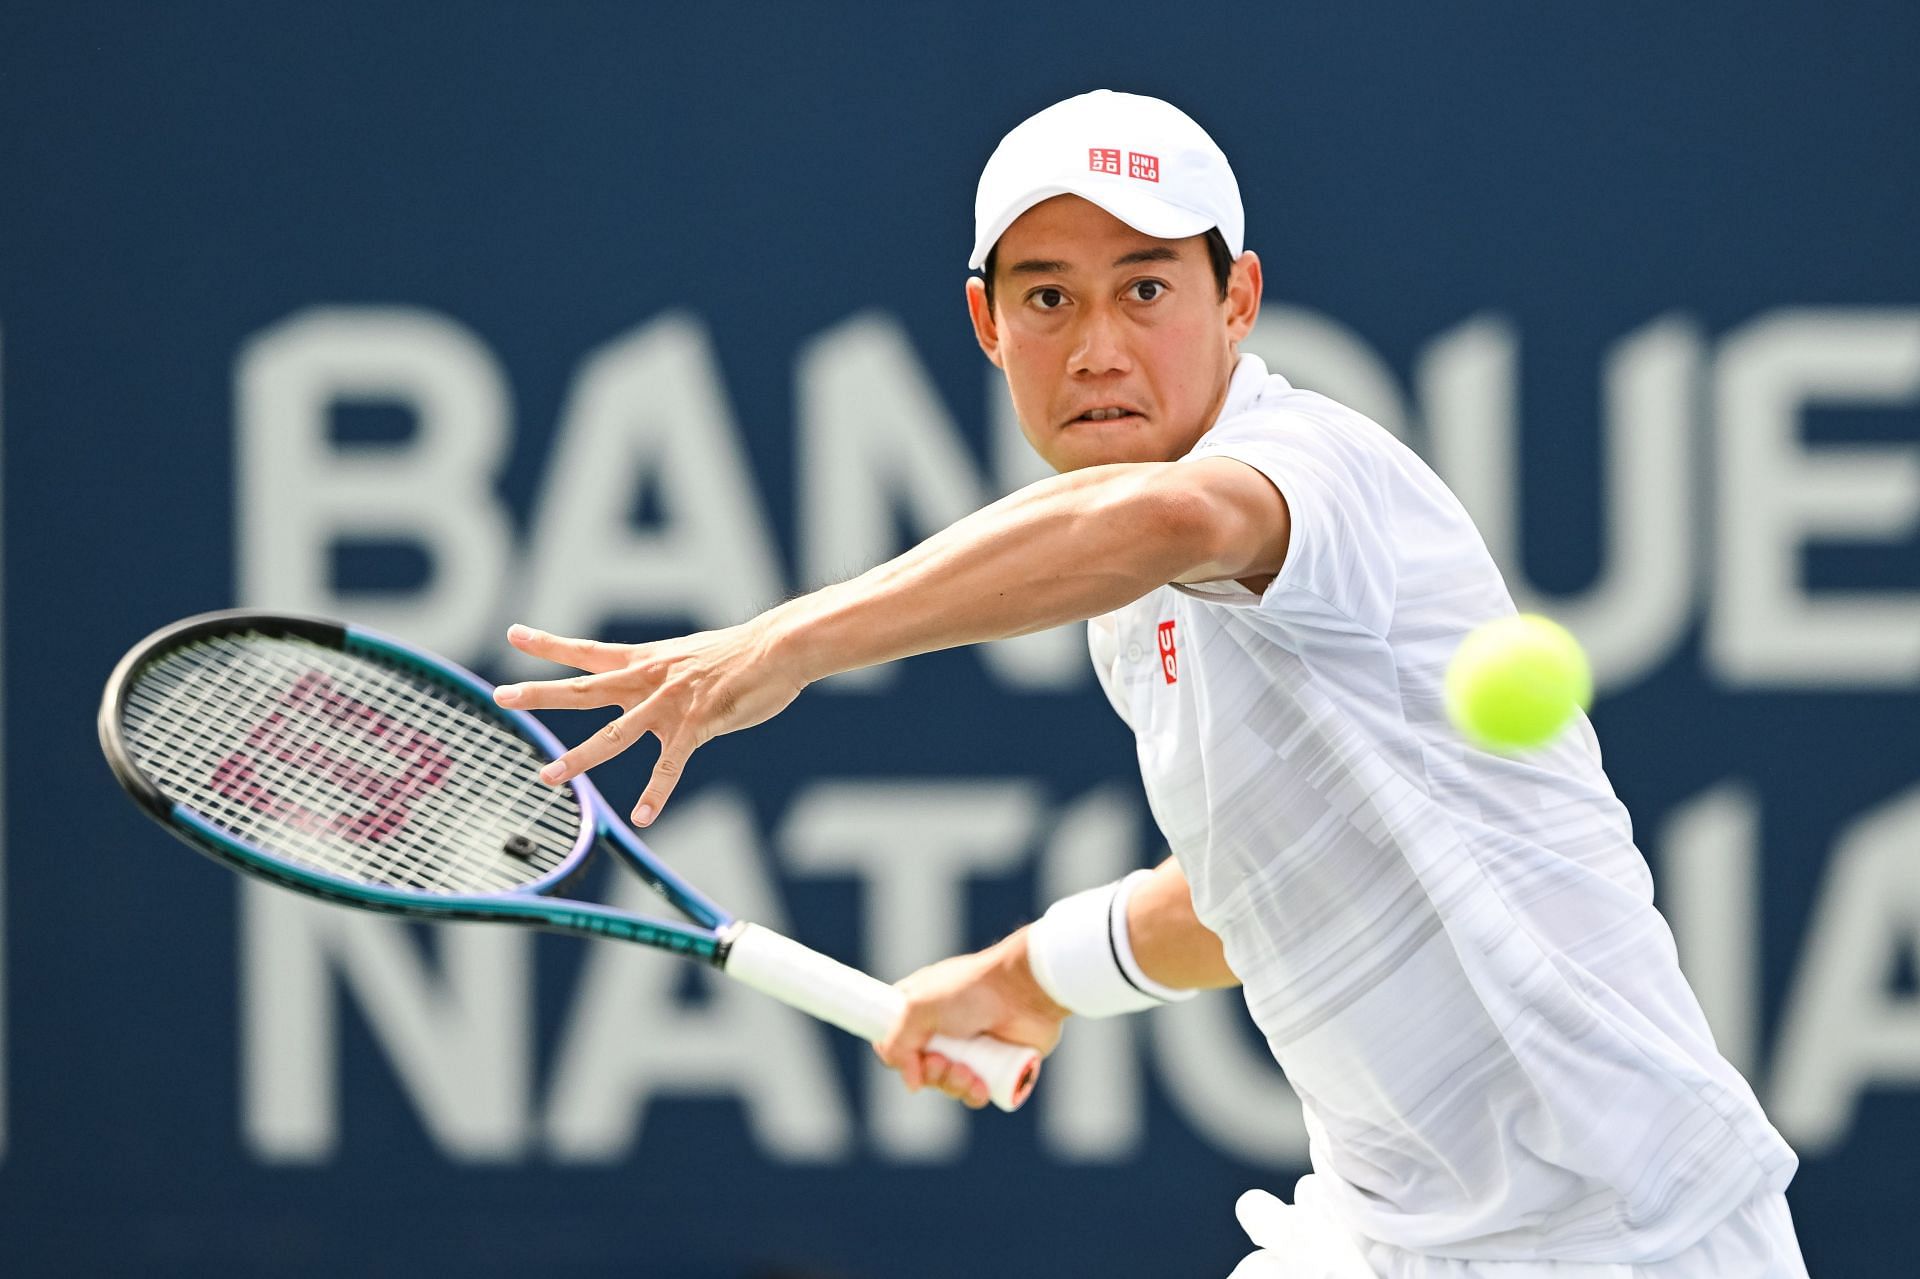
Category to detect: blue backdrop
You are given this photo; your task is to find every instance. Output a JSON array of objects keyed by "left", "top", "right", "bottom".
[{"left": 4, "top": 3, "right": 1917, "bottom": 1275}]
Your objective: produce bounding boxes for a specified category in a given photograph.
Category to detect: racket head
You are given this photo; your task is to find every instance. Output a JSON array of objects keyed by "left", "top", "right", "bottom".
[{"left": 97, "top": 610, "right": 688, "bottom": 925}]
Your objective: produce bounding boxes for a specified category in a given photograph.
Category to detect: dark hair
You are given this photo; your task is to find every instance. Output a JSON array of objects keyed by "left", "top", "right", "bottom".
[{"left": 980, "top": 226, "right": 1235, "bottom": 313}]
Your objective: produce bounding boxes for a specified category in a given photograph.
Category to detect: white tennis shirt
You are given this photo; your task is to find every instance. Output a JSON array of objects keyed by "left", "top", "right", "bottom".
[{"left": 1089, "top": 354, "right": 1797, "bottom": 1263}]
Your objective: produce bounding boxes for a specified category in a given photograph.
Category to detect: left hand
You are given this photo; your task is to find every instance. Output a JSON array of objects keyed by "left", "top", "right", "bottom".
[
  {"left": 493, "top": 620, "right": 807, "bottom": 825},
  {"left": 875, "top": 930, "right": 1068, "bottom": 1109}
]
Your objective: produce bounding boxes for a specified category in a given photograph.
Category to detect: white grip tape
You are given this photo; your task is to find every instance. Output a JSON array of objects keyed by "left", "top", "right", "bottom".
[{"left": 720, "top": 922, "right": 1040, "bottom": 1112}]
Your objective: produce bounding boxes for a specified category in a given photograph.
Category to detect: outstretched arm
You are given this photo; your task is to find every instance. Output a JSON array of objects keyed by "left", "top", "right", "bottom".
[
  {"left": 497, "top": 456, "right": 1289, "bottom": 824},
  {"left": 764, "top": 457, "right": 1286, "bottom": 679},
  {"left": 877, "top": 857, "right": 1237, "bottom": 1108}
]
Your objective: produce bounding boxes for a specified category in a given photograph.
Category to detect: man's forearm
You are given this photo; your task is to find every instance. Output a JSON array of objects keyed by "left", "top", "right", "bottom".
[
  {"left": 764, "top": 462, "right": 1217, "bottom": 684},
  {"left": 1127, "top": 857, "right": 1237, "bottom": 990}
]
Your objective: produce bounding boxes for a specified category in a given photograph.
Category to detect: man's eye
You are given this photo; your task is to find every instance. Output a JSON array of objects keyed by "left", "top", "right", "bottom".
[
  {"left": 1030, "top": 287, "right": 1066, "bottom": 310},
  {"left": 1128, "top": 280, "right": 1166, "bottom": 303}
]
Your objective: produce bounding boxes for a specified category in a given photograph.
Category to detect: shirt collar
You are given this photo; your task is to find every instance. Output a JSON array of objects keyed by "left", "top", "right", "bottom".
[{"left": 1195, "top": 351, "right": 1285, "bottom": 447}]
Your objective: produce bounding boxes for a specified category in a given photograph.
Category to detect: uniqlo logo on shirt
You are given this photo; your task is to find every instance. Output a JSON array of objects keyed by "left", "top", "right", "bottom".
[
  {"left": 1128, "top": 151, "right": 1159, "bottom": 182},
  {"left": 1089, "top": 147, "right": 1123, "bottom": 175},
  {"left": 1157, "top": 620, "right": 1179, "bottom": 684}
]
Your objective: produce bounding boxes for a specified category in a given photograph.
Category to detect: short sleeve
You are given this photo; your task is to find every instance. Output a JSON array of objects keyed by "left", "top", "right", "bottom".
[{"left": 1183, "top": 409, "right": 1398, "bottom": 635}]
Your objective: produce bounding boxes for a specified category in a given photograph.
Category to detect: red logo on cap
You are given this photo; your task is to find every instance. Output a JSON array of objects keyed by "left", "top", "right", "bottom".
[
  {"left": 1129, "top": 152, "right": 1160, "bottom": 182},
  {"left": 1157, "top": 620, "right": 1179, "bottom": 684},
  {"left": 1089, "top": 147, "right": 1122, "bottom": 175}
]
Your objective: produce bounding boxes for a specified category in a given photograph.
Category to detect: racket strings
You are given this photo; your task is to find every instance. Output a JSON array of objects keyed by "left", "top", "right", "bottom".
[
  {"left": 154, "top": 636, "right": 575, "bottom": 890},
  {"left": 121, "top": 632, "right": 581, "bottom": 894},
  {"left": 181, "top": 646, "right": 504, "bottom": 890},
  {"left": 126, "top": 636, "right": 575, "bottom": 892},
  {"left": 126, "top": 639, "right": 507, "bottom": 891}
]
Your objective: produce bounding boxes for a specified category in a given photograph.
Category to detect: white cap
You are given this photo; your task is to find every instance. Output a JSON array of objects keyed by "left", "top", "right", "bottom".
[{"left": 970, "top": 89, "right": 1243, "bottom": 271}]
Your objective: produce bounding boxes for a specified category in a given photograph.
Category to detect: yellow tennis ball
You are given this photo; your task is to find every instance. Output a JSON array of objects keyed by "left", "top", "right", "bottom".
[{"left": 1445, "top": 614, "right": 1593, "bottom": 752}]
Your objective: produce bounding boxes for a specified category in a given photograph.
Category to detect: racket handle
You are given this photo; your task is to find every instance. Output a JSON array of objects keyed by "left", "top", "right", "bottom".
[{"left": 720, "top": 922, "right": 1041, "bottom": 1112}]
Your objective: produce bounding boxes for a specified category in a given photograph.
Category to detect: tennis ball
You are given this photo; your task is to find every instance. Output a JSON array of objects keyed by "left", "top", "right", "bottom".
[{"left": 1444, "top": 614, "right": 1593, "bottom": 752}]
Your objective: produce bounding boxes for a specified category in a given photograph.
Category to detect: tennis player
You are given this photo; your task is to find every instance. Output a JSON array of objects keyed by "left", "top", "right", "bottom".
[{"left": 498, "top": 91, "right": 1807, "bottom": 1278}]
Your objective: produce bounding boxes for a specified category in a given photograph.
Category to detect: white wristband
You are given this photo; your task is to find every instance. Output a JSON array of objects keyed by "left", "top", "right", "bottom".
[{"left": 1026, "top": 869, "right": 1197, "bottom": 1018}]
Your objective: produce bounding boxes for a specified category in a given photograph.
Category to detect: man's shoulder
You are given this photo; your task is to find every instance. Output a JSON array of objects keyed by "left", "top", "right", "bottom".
[{"left": 1194, "top": 376, "right": 1408, "bottom": 471}]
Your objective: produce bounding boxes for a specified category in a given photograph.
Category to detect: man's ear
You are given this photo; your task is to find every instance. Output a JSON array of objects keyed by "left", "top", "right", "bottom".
[
  {"left": 966, "top": 276, "right": 1004, "bottom": 368},
  {"left": 1224, "top": 250, "right": 1262, "bottom": 344}
]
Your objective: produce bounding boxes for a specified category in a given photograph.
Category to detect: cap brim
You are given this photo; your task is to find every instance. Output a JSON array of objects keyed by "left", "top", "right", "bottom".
[{"left": 969, "top": 179, "right": 1216, "bottom": 270}]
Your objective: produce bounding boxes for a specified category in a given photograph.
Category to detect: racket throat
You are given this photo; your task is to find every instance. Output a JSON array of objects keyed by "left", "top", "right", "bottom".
[{"left": 711, "top": 918, "right": 751, "bottom": 969}]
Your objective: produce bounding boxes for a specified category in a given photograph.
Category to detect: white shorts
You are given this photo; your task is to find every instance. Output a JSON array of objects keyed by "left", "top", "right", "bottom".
[{"left": 1226, "top": 1178, "right": 1809, "bottom": 1279}]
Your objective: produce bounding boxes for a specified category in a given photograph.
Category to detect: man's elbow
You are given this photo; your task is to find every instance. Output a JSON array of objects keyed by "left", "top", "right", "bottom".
[
  {"left": 1132, "top": 477, "right": 1231, "bottom": 573},
  {"left": 1137, "top": 466, "right": 1288, "bottom": 580}
]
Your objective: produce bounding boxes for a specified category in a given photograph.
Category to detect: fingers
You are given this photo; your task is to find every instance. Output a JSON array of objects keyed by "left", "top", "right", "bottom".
[
  {"left": 496, "top": 625, "right": 642, "bottom": 710},
  {"left": 630, "top": 737, "right": 695, "bottom": 827},
  {"left": 869, "top": 1044, "right": 987, "bottom": 1108},
  {"left": 495, "top": 672, "right": 618, "bottom": 712},
  {"left": 505, "top": 624, "right": 630, "bottom": 674},
  {"left": 530, "top": 714, "right": 700, "bottom": 830},
  {"left": 920, "top": 1053, "right": 989, "bottom": 1109},
  {"left": 875, "top": 1003, "right": 933, "bottom": 1090},
  {"left": 880, "top": 1042, "right": 924, "bottom": 1092},
  {"left": 874, "top": 1000, "right": 988, "bottom": 1108},
  {"left": 538, "top": 706, "right": 649, "bottom": 784}
]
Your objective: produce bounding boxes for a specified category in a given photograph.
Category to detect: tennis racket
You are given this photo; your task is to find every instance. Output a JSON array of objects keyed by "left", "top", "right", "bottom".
[{"left": 98, "top": 609, "right": 1040, "bottom": 1111}]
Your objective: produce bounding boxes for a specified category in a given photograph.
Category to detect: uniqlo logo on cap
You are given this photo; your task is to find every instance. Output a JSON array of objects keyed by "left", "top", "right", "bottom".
[
  {"left": 1128, "top": 151, "right": 1160, "bottom": 182},
  {"left": 1157, "top": 620, "right": 1179, "bottom": 684},
  {"left": 1089, "top": 148, "right": 1122, "bottom": 175}
]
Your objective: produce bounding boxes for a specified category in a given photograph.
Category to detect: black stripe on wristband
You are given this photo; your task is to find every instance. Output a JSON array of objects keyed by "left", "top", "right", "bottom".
[{"left": 1107, "top": 879, "right": 1160, "bottom": 1001}]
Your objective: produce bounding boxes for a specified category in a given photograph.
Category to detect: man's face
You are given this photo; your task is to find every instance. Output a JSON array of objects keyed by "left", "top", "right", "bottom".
[{"left": 967, "top": 194, "right": 1261, "bottom": 473}]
